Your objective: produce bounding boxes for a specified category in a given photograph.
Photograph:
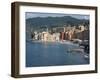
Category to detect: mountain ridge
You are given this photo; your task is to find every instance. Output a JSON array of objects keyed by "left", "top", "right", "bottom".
[{"left": 26, "top": 16, "right": 89, "bottom": 30}]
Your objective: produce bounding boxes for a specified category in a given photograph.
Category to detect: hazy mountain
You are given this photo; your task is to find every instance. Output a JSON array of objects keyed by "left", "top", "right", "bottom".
[{"left": 26, "top": 16, "right": 89, "bottom": 30}]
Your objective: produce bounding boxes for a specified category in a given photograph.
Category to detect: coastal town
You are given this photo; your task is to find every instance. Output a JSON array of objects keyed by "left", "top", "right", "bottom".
[
  {"left": 28, "top": 24, "right": 89, "bottom": 56},
  {"left": 30, "top": 25, "right": 89, "bottom": 42},
  {"left": 26, "top": 13, "right": 90, "bottom": 67}
]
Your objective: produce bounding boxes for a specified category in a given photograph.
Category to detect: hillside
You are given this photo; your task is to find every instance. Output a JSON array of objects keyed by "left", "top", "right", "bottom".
[{"left": 26, "top": 16, "right": 89, "bottom": 30}]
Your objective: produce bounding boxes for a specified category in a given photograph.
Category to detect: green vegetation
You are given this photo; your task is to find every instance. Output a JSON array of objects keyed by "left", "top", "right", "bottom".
[{"left": 26, "top": 16, "right": 89, "bottom": 31}]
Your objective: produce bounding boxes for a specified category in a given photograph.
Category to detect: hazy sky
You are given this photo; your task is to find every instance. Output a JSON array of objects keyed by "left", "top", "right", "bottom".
[{"left": 25, "top": 12, "right": 89, "bottom": 20}]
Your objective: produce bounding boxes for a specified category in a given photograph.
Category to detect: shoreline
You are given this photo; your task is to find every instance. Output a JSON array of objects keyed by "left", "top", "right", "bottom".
[{"left": 27, "top": 39, "right": 76, "bottom": 45}]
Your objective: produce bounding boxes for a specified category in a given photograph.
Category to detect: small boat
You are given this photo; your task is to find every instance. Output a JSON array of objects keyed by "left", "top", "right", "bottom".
[
  {"left": 66, "top": 49, "right": 73, "bottom": 53},
  {"left": 84, "top": 54, "right": 89, "bottom": 59}
]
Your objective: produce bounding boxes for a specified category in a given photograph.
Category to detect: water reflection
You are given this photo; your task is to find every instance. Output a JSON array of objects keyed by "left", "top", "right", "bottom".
[{"left": 26, "top": 41, "right": 89, "bottom": 67}]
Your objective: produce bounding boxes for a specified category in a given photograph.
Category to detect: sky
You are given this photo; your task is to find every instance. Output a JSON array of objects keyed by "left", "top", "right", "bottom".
[{"left": 25, "top": 12, "right": 89, "bottom": 20}]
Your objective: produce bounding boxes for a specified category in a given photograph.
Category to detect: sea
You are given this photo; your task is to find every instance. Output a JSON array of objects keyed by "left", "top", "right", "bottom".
[{"left": 26, "top": 40, "right": 89, "bottom": 67}]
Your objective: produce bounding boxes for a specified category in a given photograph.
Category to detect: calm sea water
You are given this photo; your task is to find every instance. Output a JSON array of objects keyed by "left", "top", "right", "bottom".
[{"left": 26, "top": 41, "right": 89, "bottom": 67}]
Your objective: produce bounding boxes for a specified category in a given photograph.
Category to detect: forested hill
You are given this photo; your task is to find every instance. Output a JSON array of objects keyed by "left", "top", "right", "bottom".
[{"left": 26, "top": 16, "right": 89, "bottom": 29}]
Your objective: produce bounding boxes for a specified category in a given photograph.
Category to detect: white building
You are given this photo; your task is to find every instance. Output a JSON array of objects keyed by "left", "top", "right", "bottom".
[
  {"left": 53, "top": 33, "right": 60, "bottom": 41},
  {"left": 34, "top": 31, "right": 38, "bottom": 40},
  {"left": 41, "top": 32, "right": 60, "bottom": 42}
]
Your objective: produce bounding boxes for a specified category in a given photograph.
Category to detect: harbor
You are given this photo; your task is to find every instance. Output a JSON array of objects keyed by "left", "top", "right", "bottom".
[
  {"left": 25, "top": 13, "right": 90, "bottom": 67},
  {"left": 26, "top": 40, "right": 89, "bottom": 67}
]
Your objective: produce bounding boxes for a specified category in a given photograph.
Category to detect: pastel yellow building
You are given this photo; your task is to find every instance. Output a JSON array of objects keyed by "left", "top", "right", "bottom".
[{"left": 41, "top": 32, "right": 60, "bottom": 42}]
